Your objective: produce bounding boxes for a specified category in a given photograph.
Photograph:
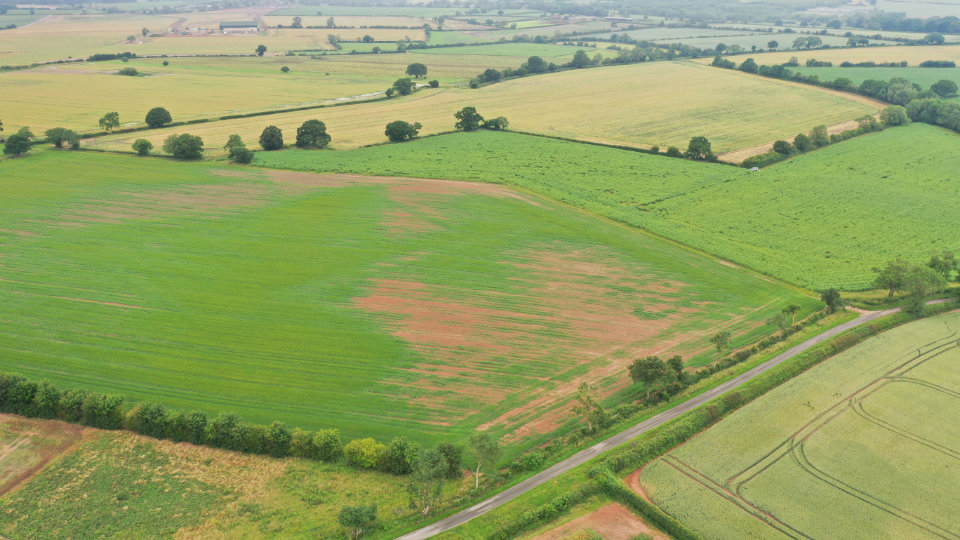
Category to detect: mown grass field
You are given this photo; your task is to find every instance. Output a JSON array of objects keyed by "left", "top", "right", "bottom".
[
  {"left": 792, "top": 66, "right": 960, "bottom": 97},
  {"left": 639, "top": 311, "right": 960, "bottom": 539},
  {"left": 86, "top": 60, "right": 875, "bottom": 154},
  {"left": 726, "top": 44, "right": 960, "bottom": 67},
  {"left": 0, "top": 150, "right": 811, "bottom": 445},
  {"left": 255, "top": 125, "right": 959, "bottom": 290}
]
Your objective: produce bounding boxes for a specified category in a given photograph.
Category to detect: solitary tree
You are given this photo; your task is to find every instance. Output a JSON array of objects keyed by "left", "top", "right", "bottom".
[
  {"left": 468, "top": 431, "right": 501, "bottom": 489},
  {"left": 924, "top": 32, "right": 946, "bottom": 45},
  {"left": 280, "top": 66, "right": 290, "bottom": 73},
  {"left": 710, "top": 331, "right": 732, "bottom": 364},
  {"left": 820, "top": 288, "right": 843, "bottom": 312},
  {"left": 783, "top": 304, "right": 801, "bottom": 323},
  {"left": 259, "top": 125, "right": 284, "bottom": 150},
  {"left": 132, "top": 138, "right": 153, "bottom": 156},
  {"left": 769, "top": 312, "right": 791, "bottom": 339},
  {"left": 685, "top": 136, "right": 715, "bottom": 161},
  {"left": 295, "top": 119, "right": 331, "bottom": 148},
  {"left": 162, "top": 133, "right": 204, "bottom": 159},
  {"left": 145, "top": 107, "right": 172, "bottom": 128},
  {"left": 392, "top": 77, "right": 415, "bottom": 95},
  {"left": 405, "top": 62, "right": 428, "bottom": 78},
  {"left": 255, "top": 44, "right": 267, "bottom": 56},
  {"left": 384, "top": 120, "right": 422, "bottom": 142},
  {"left": 338, "top": 503, "right": 377, "bottom": 539},
  {"left": 767, "top": 40, "right": 779, "bottom": 50},
  {"left": 291, "top": 16, "right": 302, "bottom": 29},
  {"left": 571, "top": 382, "right": 607, "bottom": 432},
  {"left": 99, "top": 111, "right": 120, "bottom": 131},
  {"left": 810, "top": 125, "right": 829, "bottom": 147},
  {"left": 629, "top": 357, "right": 672, "bottom": 399},
  {"left": 2, "top": 132, "right": 31, "bottom": 156},
  {"left": 454, "top": 106, "right": 484, "bottom": 131},
  {"left": 224, "top": 134, "right": 253, "bottom": 163}
]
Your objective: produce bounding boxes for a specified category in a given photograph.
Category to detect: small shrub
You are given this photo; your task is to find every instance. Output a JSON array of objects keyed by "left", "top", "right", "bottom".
[
  {"left": 117, "top": 67, "right": 139, "bottom": 76},
  {"left": 132, "top": 138, "right": 153, "bottom": 156}
]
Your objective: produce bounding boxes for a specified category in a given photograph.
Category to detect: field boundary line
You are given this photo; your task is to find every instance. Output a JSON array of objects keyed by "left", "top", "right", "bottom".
[{"left": 396, "top": 303, "right": 929, "bottom": 539}]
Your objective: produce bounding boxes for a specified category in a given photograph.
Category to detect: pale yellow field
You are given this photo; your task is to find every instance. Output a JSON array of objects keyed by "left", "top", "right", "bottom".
[
  {"left": 0, "top": 13, "right": 424, "bottom": 66},
  {"left": 698, "top": 45, "right": 960, "bottom": 66},
  {"left": 84, "top": 60, "right": 877, "bottom": 155},
  {"left": 0, "top": 52, "right": 545, "bottom": 133},
  {"left": 261, "top": 15, "right": 431, "bottom": 28}
]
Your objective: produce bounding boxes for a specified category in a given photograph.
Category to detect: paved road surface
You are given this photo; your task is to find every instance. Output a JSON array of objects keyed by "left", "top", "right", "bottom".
[{"left": 398, "top": 303, "right": 935, "bottom": 539}]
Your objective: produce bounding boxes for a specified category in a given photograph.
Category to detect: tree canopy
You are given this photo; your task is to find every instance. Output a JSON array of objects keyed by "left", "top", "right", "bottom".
[
  {"left": 685, "top": 136, "right": 715, "bottom": 161},
  {"left": 162, "top": 133, "right": 204, "bottom": 160},
  {"left": 392, "top": 77, "right": 415, "bottom": 96},
  {"left": 454, "top": 106, "right": 484, "bottom": 131},
  {"left": 405, "top": 63, "right": 427, "bottom": 78},
  {"left": 145, "top": 107, "right": 172, "bottom": 128},
  {"left": 384, "top": 120, "right": 422, "bottom": 142},
  {"left": 99, "top": 111, "right": 120, "bottom": 131},
  {"left": 295, "top": 120, "right": 331, "bottom": 148},
  {"left": 259, "top": 125, "right": 284, "bottom": 150}
]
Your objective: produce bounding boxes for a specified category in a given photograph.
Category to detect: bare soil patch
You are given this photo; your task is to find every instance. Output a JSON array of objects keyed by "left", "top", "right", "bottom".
[
  {"left": 0, "top": 414, "right": 86, "bottom": 497},
  {"left": 529, "top": 502, "right": 668, "bottom": 540}
]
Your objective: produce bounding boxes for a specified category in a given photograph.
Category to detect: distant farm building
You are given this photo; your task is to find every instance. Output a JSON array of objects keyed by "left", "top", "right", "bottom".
[{"left": 220, "top": 21, "right": 259, "bottom": 33}]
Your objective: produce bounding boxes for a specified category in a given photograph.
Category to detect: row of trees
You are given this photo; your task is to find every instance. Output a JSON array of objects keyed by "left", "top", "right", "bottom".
[{"left": 873, "top": 252, "right": 955, "bottom": 314}]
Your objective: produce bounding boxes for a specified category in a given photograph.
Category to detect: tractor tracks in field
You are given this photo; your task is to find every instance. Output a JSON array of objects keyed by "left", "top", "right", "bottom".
[{"left": 397, "top": 302, "right": 950, "bottom": 539}]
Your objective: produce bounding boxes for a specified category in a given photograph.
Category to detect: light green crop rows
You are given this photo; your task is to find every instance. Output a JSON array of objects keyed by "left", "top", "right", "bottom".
[{"left": 640, "top": 312, "right": 960, "bottom": 539}]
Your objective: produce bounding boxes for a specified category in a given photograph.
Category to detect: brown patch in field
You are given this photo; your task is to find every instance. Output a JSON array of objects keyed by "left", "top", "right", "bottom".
[
  {"left": 0, "top": 414, "right": 87, "bottom": 497},
  {"left": 57, "top": 182, "right": 271, "bottom": 227},
  {"left": 355, "top": 246, "right": 710, "bottom": 434},
  {"left": 261, "top": 170, "right": 544, "bottom": 206},
  {"left": 0, "top": 229, "right": 40, "bottom": 237},
  {"left": 625, "top": 468, "right": 652, "bottom": 503},
  {"left": 529, "top": 502, "right": 668, "bottom": 540}
]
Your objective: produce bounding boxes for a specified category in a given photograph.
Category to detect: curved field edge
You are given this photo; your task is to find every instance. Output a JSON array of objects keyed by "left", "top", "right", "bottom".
[
  {"left": 638, "top": 311, "right": 960, "bottom": 539},
  {"left": 83, "top": 60, "right": 876, "bottom": 156},
  {"left": 253, "top": 124, "right": 960, "bottom": 291},
  {"left": 0, "top": 150, "right": 813, "bottom": 450}
]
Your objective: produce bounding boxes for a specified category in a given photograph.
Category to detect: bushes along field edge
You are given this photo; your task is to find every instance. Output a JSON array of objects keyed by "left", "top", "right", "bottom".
[{"left": 480, "top": 300, "right": 955, "bottom": 539}]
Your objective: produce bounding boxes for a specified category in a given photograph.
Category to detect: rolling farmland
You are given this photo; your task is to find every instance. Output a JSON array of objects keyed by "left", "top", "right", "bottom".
[
  {"left": 727, "top": 44, "right": 960, "bottom": 67},
  {"left": 85, "top": 60, "right": 876, "bottom": 153},
  {"left": 639, "top": 312, "right": 960, "bottom": 539},
  {"left": 0, "top": 150, "right": 813, "bottom": 445},
  {"left": 256, "top": 125, "right": 960, "bottom": 290}
]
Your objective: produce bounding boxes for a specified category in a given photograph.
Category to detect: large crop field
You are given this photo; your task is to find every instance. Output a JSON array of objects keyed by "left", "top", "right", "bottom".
[
  {"left": 792, "top": 66, "right": 960, "bottom": 97},
  {"left": 639, "top": 312, "right": 960, "bottom": 539},
  {"left": 0, "top": 150, "right": 813, "bottom": 445},
  {"left": 727, "top": 44, "right": 960, "bottom": 67},
  {"left": 255, "top": 125, "right": 960, "bottom": 290},
  {"left": 85, "top": 60, "right": 876, "bottom": 154}
]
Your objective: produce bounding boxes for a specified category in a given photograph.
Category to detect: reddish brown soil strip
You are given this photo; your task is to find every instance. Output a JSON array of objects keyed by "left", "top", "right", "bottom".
[
  {"left": 625, "top": 468, "right": 653, "bottom": 503},
  {"left": 0, "top": 414, "right": 86, "bottom": 497},
  {"left": 529, "top": 502, "right": 669, "bottom": 540}
]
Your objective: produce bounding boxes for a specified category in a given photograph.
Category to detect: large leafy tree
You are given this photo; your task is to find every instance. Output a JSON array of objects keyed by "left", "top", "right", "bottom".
[
  {"left": 405, "top": 62, "right": 427, "bottom": 78},
  {"left": 454, "top": 106, "right": 484, "bottom": 131},
  {"left": 99, "top": 111, "right": 120, "bottom": 131},
  {"left": 384, "top": 120, "right": 422, "bottom": 142},
  {"left": 162, "top": 133, "right": 204, "bottom": 160},
  {"left": 685, "top": 136, "right": 715, "bottom": 161},
  {"left": 145, "top": 107, "right": 172, "bottom": 128},
  {"left": 468, "top": 431, "right": 501, "bottom": 489},
  {"left": 628, "top": 357, "right": 672, "bottom": 399},
  {"left": 259, "top": 125, "right": 284, "bottom": 150},
  {"left": 295, "top": 120, "right": 331, "bottom": 148},
  {"left": 392, "top": 77, "right": 415, "bottom": 96}
]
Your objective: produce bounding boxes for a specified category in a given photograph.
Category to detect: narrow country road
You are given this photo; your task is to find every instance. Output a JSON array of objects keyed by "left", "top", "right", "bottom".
[{"left": 397, "top": 302, "right": 942, "bottom": 539}]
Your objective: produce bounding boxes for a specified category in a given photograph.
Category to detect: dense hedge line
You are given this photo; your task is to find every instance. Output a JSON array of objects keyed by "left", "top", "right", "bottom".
[{"left": 0, "top": 371, "right": 468, "bottom": 475}]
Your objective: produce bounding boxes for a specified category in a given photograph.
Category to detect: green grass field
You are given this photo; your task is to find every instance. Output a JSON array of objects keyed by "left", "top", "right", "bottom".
[
  {"left": 85, "top": 60, "right": 875, "bottom": 154},
  {"left": 254, "top": 124, "right": 959, "bottom": 290},
  {"left": 639, "top": 311, "right": 960, "bottom": 539},
  {"left": 0, "top": 150, "right": 812, "bottom": 445},
  {"left": 792, "top": 66, "right": 960, "bottom": 98}
]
